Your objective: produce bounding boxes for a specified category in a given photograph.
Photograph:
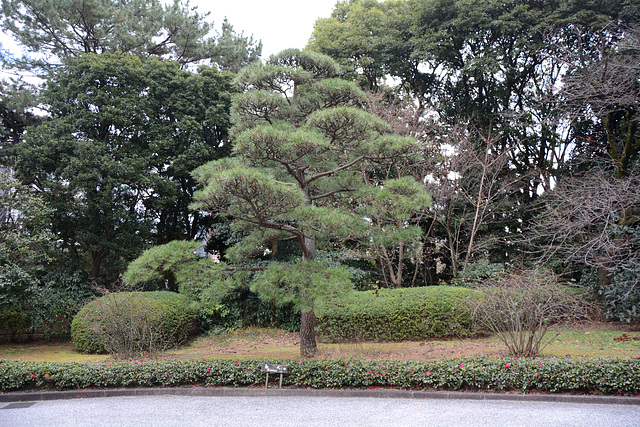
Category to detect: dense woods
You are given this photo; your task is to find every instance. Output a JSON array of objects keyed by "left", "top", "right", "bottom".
[{"left": 1, "top": 0, "right": 638, "bottom": 355}]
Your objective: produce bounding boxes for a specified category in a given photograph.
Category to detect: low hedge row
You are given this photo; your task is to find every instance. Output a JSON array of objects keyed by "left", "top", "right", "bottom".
[
  {"left": 316, "top": 286, "right": 480, "bottom": 342},
  {"left": 2, "top": 357, "right": 639, "bottom": 396}
]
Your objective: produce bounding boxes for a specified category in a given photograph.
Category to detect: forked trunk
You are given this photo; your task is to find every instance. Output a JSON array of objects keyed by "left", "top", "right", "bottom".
[{"left": 299, "top": 310, "right": 317, "bottom": 357}]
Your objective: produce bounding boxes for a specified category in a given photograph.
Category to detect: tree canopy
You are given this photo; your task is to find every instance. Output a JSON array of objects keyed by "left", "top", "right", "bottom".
[
  {"left": 0, "top": 0, "right": 262, "bottom": 70},
  {"left": 309, "top": 0, "right": 640, "bottom": 274},
  {"left": 14, "top": 52, "right": 234, "bottom": 284},
  {"left": 191, "top": 49, "right": 427, "bottom": 356}
]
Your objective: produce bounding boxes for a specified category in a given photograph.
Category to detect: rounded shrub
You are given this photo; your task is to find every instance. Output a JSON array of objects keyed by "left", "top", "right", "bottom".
[
  {"left": 315, "top": 286, "right": 480, "bottom": 342},
  {"left": 71, "top": 291, "right": 197, "bottom": 355}
]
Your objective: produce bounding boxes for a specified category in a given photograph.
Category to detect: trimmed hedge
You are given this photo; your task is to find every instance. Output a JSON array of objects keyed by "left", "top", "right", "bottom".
[
  {"left": 1, "top": 357, "right": 639, "bottom": 396},
  {"left": 316, "top": 286, "right": 480, "bottom": 342},
  {"left": 71, "top": 291, "right": 197, "bottom": 354}
]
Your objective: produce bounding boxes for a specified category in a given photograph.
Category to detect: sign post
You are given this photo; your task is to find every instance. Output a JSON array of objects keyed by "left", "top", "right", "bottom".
[{"left": 260, "top": 364, "right": 289, "bottom": 389}]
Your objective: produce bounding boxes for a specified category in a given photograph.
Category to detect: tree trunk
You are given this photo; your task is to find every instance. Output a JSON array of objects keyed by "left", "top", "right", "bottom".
[
  {"left": 90, "top": 251, "right": 105, "bottom": 280},
  {"left": 299, "top": 310, "right": 317, "bottom": 357},
  {"left": 462, "top": 153, "right": 488, "bottom": 277},
  {"left": 299, "top": 235, "right": 318, "bottom": 357},
  {"left": 597, "top": 266, "right": 612, "bottom": 296}
]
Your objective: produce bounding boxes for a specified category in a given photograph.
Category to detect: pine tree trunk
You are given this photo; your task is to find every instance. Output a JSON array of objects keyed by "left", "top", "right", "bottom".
[
  {"left": 299, "top": 310, "right": 317, "bottom": 357},
  {"left": 299, "top": 234, "right": 318, "bottom": 357}
]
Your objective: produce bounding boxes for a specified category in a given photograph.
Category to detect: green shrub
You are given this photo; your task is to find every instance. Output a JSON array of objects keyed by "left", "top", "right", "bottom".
[
  {"left": 451, "top": 259, "right": 505, "bottom": 288},
  {"left": 2, "top": 357, "right": 639, "bottom": 395},
  {"left": 316, "top": 286, "right": 480, "bottom": 342},
  {"left": 29, "top": 269, "right": 93, "bottom": 339},
  {"left": 202, "top": 286, "right": 300, "bottom": 332},
  {"left": 0, "top": 310, "right": 31, "bottom": 341},
  {"left": 71, "top": 291, "right": 197, "bottom": 356},
  {"left": 0, "top": 266, "right": 93, "bottom": 340}
]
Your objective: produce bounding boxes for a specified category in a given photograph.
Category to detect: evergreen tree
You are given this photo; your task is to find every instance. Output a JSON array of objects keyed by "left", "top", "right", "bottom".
[
  {"left": 15, "top": 53, "right": 234, "bottom": 284},
  {"left": 191, "top": 49, "right": 425, "bottom": 356}
]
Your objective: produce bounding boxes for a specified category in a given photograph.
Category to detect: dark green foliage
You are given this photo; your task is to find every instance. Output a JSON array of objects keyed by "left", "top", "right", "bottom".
[
  {"left": 204, "top": 287, "right": 300, "bottom": 332},
  {"left": 603, "top": 226, "right": 640, "bottom": 323},
  {"left": 451, "top": 259, "right": 506, "bottom": 288},
  {"left": 0, "top": 310, "right": 30, "bottom": 341},
  {"left": 316, "top": 286, "right": 480, "bottom": 342},
  {"left": 604, "top": 271, "right": 640, "bottom": 322},
  {"left": 29, "top": 270, "right": 94, "bottom": 339},
  {"left": 2, "top": 357, "right": 639, "bottom": 396},
  {"left": 0, "top": 264, "right": 92, "bottom": 340},
  {"left": 0, "top": 264, "right": 37, "bottom": 341},
  {"left": 578, "top": 254, "right": 640, "bottom": 324},
  {"left": 71, "top": 291, "right": 197, "bottom": 355},
  {"left": 15, "top": 53, "right": 234, "bottom": 284},
  {"left": 0, "top": 171, "right": 53, "bottom": 271}
]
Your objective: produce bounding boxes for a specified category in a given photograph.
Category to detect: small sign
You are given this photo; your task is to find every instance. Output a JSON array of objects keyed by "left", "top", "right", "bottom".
[
  {"left": 261, "top": 364, "right": 289, "bottom": 388},
  {"left": 261, "top": 364, "right": 289, "bottom": 374}
]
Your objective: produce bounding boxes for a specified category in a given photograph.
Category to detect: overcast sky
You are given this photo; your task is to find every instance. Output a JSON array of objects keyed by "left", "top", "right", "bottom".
[
  {"left": 199, "top": 0, "right": 338, "bottom": 58},
  {"left": 0, "top": 0, "right": 339, "bottom": 60}
]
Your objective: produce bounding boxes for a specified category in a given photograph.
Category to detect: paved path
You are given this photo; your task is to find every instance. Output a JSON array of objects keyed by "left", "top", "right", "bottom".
[{"left": 2, "top": 391, "right": 639, "bottom": 427}]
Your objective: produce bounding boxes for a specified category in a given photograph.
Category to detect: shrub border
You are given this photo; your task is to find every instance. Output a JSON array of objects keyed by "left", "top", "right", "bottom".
[{"left": 2, "top": 357, "right": 639, "bottom": 396}]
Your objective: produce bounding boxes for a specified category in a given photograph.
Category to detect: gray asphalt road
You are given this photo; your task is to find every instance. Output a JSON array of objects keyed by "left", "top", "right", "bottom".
[{"left": 1, "top": 395, "right": 639, "bottom": 427}]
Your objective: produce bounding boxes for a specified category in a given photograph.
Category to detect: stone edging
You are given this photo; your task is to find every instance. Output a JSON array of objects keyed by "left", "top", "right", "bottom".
[{"left": 1, "top": 387, "right": 639, "bottom": 405}]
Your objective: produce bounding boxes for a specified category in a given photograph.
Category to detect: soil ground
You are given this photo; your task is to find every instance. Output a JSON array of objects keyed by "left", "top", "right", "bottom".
[
  {"left": 166, "top": 321, "right": 640, "bottom": 361},
  {"left": 3, "top": 321, "right": 637, "bottom": 363}
]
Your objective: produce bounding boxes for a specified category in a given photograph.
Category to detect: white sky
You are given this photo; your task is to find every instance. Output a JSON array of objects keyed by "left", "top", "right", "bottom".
[
  {"left": 198, "top": 0, "right": 339, "bottom": 58},
  {"left": 0, "top": 0, "right": 339, "bottom": 61}
]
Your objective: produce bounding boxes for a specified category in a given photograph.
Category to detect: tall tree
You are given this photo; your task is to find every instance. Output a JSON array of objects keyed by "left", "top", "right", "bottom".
[
  {"left": 0, "top": 0, "right": 261, "bottom": 70},
  {"left": 309, "top": 0, "right": 640, "bottom": 270},
  {"left": 561, "top": 26, "right": 640, "bottom": 178},
  {"left": 191, "top": 49, "right": 424, "bottom": 356},
  {"left": 0, "top": 0, "right": 260, "bottom": 181},
  {"left": 15, "top": 52, "right": 234, "bottom": 284},
  {"left": 308, "top": 0, "right": 395, "bottom": 91}
]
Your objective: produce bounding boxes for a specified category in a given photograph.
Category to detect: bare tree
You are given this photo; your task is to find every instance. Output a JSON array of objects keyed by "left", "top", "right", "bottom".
[
  {"left": 425, "top": 125, "right": 527, "bottom": 278},
  {"left": 531, "top": 161, "right": 640, "bottom": 319},
  {"left": 561, "top": 26, "right": 640, "bottom": 178},
  {"left": 472, "top": 269, "right": 592, "bottom": 357},
  {"left": 533, "top": 163, "right": 639, "bottom": 268},
  {"left": 366, "top": 93, "right": 531, "bottom": 283}
]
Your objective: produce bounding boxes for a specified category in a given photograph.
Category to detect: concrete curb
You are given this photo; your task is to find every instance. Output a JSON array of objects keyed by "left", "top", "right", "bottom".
[{"left": 2, "top": 388, "right": 639, "bottom": 405}]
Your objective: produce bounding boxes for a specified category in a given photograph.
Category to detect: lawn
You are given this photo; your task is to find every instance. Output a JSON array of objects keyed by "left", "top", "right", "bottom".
[{"left": 1, "top": 322, "right": 638, "bottom": 362}]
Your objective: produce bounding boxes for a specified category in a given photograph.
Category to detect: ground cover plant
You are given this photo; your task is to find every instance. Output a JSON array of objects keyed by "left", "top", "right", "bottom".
[{"left": 1, "top": 356, "right": 639, "bottom": 396}]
